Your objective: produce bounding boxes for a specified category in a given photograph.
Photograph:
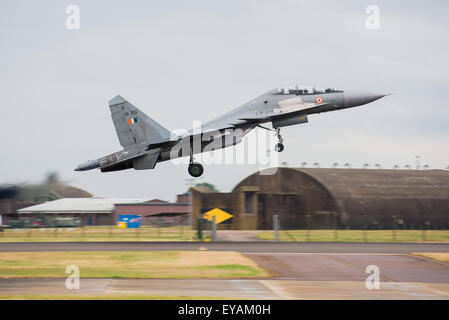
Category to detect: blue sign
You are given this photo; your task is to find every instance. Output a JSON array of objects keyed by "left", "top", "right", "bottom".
[{"left": 118, "top": 215, "right": 142, "bottom": 228}]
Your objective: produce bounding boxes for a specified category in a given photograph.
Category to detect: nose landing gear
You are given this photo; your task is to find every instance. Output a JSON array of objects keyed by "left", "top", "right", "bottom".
[
  {"left": 275, "top": 128, "right": 284, "bottom": 152},
  {"left": 257, "top": 125, "right": 285, "bottom": 152},
  {"left": 275, "top": 143, "right": 284, "bottom": 152}
]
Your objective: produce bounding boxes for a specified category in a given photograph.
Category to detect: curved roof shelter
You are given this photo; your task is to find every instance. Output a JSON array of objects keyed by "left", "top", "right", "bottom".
[
  {"left": 231, "top": 168, "right": 449, "bottom": 229},
  {"left": 50, "top": 184, "right": 92, "bottom": 198}
]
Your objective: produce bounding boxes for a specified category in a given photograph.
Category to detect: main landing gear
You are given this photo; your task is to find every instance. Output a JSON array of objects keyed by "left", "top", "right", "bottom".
[
  {"left": 275, "top": 128, "right": 284, "bottom": 152},
  {"left": 188, "top": 149, "right": 204, "bottom": 177},
  {"left": 188, "top": 163, "right": 203, "bottom": 177}
]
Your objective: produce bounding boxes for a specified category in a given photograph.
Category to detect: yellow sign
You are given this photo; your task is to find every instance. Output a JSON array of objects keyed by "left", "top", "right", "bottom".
[
  {"left": 203, "top": 208, "right": 233, "bottom": 224},
  {"left": 117, "top": 222, "right": 127, "bottom": 229}
]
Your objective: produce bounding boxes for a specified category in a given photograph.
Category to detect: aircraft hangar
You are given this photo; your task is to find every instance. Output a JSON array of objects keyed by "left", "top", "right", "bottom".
[{"left": 191, "top": 168, "right": 449, "bottom": 230}]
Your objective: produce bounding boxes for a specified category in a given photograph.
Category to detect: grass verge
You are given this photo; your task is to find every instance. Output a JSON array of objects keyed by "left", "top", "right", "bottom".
[
  {"left": 411, "top": 252, "right": 449, "bottom": 263},
  {"left": 0, "top": 251, "right": 268, "bottom": 279},
  {"left": 0, "top": 226, "right": 197, "bottom": 242},
  {"left": 256, "top": 230, "right": 449, "bottom": 242}
]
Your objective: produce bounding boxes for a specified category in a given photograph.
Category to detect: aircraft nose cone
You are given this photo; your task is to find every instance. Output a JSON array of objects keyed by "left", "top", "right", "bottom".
[{"left": 344, "top": 90, "right": 386, "bottom": 108}]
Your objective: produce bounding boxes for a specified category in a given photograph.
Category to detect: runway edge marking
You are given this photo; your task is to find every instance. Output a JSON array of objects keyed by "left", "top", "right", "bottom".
[{"left": 258, "top": 280, "right": 293, "bottom": 300}]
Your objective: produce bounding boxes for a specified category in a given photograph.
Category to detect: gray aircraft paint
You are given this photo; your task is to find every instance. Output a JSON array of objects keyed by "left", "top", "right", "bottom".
[
  {"left": 75, "top": 85, "right": 386, "bottom": 173},
  {"left": 109, "top": 95, "right": 172, "bottom": 150}
]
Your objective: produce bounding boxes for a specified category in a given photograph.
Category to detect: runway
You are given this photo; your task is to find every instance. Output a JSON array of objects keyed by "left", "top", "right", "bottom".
[
  {"left": 1, "top": 278, "right": 449, "bottom": 299},
  {"left": 1, "top": 253, "right": 449, "bottom": 299},
  {"left": 1, "top": 241, "right": 448, "bottom": 253},
  {"left": 1, "top": 242, "right": 448, "bottom": 299},
  {"left": 246, "top": 253, "right": 449, "bottom": 282}
]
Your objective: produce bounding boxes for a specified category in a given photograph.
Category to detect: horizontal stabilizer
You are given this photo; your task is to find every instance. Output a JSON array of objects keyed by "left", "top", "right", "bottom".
[{"left": 132, "top": 152, "right": 159, "bottom": 170}]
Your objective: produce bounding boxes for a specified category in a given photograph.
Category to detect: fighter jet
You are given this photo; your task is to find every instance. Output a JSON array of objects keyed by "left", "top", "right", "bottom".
[{"left": 75, "top": 85, "right": 386, "bottom": 177}]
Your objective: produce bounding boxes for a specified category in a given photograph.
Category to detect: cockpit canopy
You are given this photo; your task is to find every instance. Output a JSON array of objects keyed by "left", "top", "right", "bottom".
[{"left": 270, "top": 85, "right": 343, "bottom": 95}]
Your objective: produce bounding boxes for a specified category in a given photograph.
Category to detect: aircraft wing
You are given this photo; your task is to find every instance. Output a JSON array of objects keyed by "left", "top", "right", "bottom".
[
  {"left": 147, "top": 123, "right": 252, "bottom": 154},
  {"left": 167, "top": 124, "right": 240, "bottom": 142}
]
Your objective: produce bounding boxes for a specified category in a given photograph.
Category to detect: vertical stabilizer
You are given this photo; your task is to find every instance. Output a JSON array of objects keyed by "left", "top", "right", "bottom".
[{"left": 108, "top": 95, "right": 171, "bottom": 149}]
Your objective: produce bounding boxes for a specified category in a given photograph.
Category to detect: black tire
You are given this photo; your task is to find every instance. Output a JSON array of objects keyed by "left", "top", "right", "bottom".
[
  {"left": 275, "top": 143, "right": 284, "bottom": 152},
  {"left": 188, "top": 163, "right": 204, "bottom": 177}
]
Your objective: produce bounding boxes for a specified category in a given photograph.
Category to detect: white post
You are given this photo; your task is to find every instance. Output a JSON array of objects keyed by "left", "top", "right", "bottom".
[
  {"left": 273, "top": 215, "right": 279, "bottom": 242},
  {"left": 212, "top": 215, "right": 217, "bottom": 242}
]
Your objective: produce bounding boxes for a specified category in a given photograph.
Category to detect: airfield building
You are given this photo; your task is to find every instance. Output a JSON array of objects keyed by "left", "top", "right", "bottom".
[
  {"left": 191, "top": 168, "right": 449, "bottom": 230},
  {"left": 16, "top": 198, "right": 150, "bottom": 226},
  {"left": 15, "top": 197, "right": 190, "bottom": 226},
  {"left": 114, "top": 198, "right": 190, "bottom": 226}
]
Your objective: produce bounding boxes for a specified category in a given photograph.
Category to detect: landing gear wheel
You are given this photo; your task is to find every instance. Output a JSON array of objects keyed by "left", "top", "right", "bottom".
[
  {"left": 274, "top": 128, "right": 284, "bottom": 152},
  {"left": 188, "top": 163, "right": 204, "bottom": 177},
  {"left": 275, "top": 143, "right": 284, "bottom": 152}
]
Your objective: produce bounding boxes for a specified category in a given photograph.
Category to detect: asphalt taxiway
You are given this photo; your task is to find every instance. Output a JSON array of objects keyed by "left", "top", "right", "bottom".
[{"left": 1, "top": 241, "right": 448, "bottom": 253}]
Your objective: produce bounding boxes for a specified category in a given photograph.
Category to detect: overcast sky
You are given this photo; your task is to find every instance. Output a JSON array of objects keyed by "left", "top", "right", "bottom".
[{"left": 1, "top": 0, "right": 448, "bottom": 201}]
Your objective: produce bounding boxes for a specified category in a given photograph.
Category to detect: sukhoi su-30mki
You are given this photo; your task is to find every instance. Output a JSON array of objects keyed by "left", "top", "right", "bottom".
[{"left": 75, "top": 85, "right": 386, "bottom": 177}]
